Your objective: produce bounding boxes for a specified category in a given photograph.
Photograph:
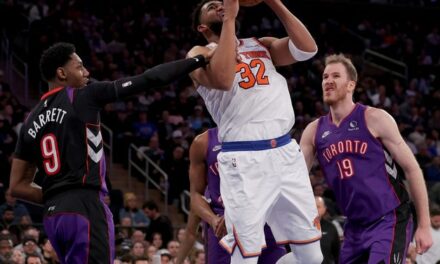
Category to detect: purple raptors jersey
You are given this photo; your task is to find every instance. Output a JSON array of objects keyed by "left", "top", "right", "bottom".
[
  {"left": 206, "top": 127, "right": 224, "bottom": 213},
  {"left": 315, "top": 104, "right": 409, "bottom": 224}
]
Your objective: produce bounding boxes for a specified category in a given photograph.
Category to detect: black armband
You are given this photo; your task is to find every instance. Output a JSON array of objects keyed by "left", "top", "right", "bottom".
[{"left": 114, "top": 55, "right": 206, "bottom": 99}]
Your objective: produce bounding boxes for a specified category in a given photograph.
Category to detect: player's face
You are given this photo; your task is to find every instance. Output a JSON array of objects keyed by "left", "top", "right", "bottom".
[
  {"left": 200, "top": 1, "right": 223, "bottom": 25},
  {"left": 322, "top": 63, "right": 355, "bottom": 105},
  {"left": 61, "top": 53, "right": 90, "bottom": 88},
  {"left": 198, "top": 1, "right": 225, "bottom": 36}
]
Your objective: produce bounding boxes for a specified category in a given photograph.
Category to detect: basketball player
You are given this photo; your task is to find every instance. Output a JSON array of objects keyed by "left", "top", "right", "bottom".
[
  {"left": 188, "top": 0, "right": 323, "bottom": 263},
  {"left": 9, "top": 42, "right": 210, "bottom": 264},
  {"left": 300, "top": 54, "right": 433, "bottom": 263},
  {"left": 177, "top": 127, "right": 286, "bottom": 263}
]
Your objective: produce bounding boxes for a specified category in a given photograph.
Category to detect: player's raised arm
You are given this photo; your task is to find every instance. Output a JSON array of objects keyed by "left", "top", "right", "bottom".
[
  {"left": 366, "top": 107, "right": 433, "bottom": 254},
  {"left": 188, "top": 0, "right": 239, "bottom": 90},
  {"left": 259, "top": 0, "right": 317, "bottom": 66}
]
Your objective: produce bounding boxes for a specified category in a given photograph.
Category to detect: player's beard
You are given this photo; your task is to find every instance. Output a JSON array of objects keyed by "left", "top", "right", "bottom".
[{"left": 208, "top": 20, "right": 241, "bottom": 36}]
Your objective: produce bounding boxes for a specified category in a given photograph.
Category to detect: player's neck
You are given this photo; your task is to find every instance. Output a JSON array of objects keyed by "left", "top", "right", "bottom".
[
  {"left": 330, "top": 101, "right": 356, "bottom": 126},
  {"left": 48, "top": 82, "right": 64, "bottom": 91}
]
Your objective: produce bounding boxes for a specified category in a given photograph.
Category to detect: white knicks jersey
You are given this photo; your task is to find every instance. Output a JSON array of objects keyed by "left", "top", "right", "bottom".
[{"left": 197, "top": 38, "right": 295, "bottom": 142}]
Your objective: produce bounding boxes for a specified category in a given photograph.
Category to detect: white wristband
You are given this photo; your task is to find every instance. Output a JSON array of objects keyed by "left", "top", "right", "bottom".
[{"left": 288, "top": 39, "right": 317, "bottom": 61}]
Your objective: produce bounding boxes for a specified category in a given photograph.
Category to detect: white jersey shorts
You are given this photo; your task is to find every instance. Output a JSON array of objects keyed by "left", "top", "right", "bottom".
[{"left": 218, "top": 138, "right": 321, "bottom": 257}]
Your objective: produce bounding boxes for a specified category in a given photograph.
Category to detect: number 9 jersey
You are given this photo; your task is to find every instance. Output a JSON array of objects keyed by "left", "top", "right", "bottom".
[
  {"left": 197, "top": 38, "right": 295, "bottom": 142},
  {"left": 14, "top": 84, "right": 116, "bottom": 201}
]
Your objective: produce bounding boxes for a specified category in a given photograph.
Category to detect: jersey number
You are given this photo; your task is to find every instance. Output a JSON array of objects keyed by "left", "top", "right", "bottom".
[
  {"left": 41, "top": 134, "right": 60, "bottom": 175},
  {"left": 336, "top": 159, "right": 354, "bottom": 179},
  {"left": 236, "top": 59, "right": 269, "bottom": 89}
]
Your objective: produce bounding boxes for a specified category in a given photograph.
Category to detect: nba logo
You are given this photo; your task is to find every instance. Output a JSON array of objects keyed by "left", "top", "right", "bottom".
[{"left": 232, "top": 158, "right": 237, "bottom": 167}]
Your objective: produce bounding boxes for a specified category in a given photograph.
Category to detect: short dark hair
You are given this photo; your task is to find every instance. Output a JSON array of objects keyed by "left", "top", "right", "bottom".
[
  {"left": 142, "top": 200, "right": 158, "bottom": 211},
  {"left": 39, "top": 42, "right": 76, "bottom": 82},
  {"left": 25, "top": 253, "right": 42, "bottom": 264},
  {"left": 191, "top": 0, "right": 215, "bottom": 32}
]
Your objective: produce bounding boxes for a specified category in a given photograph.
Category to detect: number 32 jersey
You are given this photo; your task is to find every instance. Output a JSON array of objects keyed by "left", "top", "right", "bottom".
[
  {"left": 15, "top": 84, "right": 116, "bottom": 200},
  {"left": 197, "top": 38, "right": 295, "bottom": 142},
  {"left": 315, "top": 103, "right": 409, "bottom": 224}
]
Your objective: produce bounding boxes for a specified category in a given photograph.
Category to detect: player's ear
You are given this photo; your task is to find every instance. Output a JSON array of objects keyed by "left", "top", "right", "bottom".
[
  {"left": 348, "top": 80, "right": 356, "bottom": 92},
  {"left": 197, "top": 24, "right": 208, "bottom": 34},
  {"left": 56, "top": 67, "right": 67, "bottom": 81}
]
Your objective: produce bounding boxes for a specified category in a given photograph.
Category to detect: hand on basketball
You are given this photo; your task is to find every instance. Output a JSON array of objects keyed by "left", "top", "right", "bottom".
[{"left": 414, "top": 226, "right": 433, "bottom": 254}]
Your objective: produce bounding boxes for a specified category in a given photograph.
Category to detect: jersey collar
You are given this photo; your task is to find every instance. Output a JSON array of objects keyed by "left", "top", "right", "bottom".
[{"left": 41, "top": 87, "right": 64, "bottom": 101}]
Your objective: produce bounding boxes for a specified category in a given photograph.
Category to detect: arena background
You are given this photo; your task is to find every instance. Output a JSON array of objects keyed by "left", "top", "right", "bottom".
[{"left": 0, "top": 0, "right": 439, "bottom": 263}]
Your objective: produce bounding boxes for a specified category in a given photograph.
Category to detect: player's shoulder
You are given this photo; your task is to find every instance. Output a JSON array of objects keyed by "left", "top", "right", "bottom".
[
  {"left": 305, "top": 118, "right": 320, "bottom": 131},
  {"left": 365, "top": 106, "right": 393, "bottom": 123},
  {"left": 256, "top": 36, "right": 278, "bottom": 48},
  {"left": 192, "top": 130, "right": 209, "bottom": 146},
  {"left": 187, "top": 45, "right": 212, "bottom": 58}
]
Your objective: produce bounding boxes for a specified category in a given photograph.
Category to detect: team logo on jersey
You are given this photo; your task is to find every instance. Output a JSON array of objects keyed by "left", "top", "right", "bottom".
[
  {"left": 348, "top": 121, "right": 359, "bottom": 131},
  {"left": 321, "top": 130, "right": 331, "bottom": 139},
  {"left": 87, "top": 127, "right": 103, "bottom": 163},
  {"left": 212, "top": 145, "right": 222, "bottom": 152}
]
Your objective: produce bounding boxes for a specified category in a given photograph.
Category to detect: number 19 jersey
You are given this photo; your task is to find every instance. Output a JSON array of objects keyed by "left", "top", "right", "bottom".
[
  {"left": 315, "top": 104, "right": 409, "bottom": 224},
  {"left": 197, "top": 38, "right": 295, "bottom": 142}
]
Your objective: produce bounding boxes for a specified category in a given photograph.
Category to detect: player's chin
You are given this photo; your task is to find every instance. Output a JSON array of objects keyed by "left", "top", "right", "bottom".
[{"left": 323, "top": 97, "right": 334, "bottom": 105}]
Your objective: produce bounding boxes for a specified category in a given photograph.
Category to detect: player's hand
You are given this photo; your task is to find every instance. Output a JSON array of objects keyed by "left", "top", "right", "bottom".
[
  {"left": 210, "top": 215, "right": 227, "bottom": 238},
  {"left": 414, "top": 226, "right": 433, "bottom": 254},
  {"left": 223, "top": 0, "right": 239, "bottom": 21}
]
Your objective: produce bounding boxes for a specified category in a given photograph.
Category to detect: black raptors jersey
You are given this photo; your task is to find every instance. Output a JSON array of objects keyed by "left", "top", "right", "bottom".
[
  {"left": 14, "top": 55, "right": 206, "bottom": 201},
  {"left": 15, "top": 83, "right": 118, "bottom": 200}
]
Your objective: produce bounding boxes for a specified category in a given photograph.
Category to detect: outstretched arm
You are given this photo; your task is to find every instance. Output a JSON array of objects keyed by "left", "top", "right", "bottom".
[
  {"left": 366, "top": 107, "right": 432, "bottom": 254},
  {"left": 260, "top": 0, "right": 317, "bottom": 66},
  {"left": 87, "top": 54, "right": 209, "bottom": 106}
]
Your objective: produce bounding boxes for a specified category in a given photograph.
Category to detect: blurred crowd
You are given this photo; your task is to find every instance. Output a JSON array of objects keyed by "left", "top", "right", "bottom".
[{"left": 0, "top": 0, "right": 439, "bottom": 263}]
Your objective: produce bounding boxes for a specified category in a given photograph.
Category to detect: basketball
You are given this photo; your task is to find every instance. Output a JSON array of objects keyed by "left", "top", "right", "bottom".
[{"left": 239, "top": 0, "right": 263, "bottom": 7}]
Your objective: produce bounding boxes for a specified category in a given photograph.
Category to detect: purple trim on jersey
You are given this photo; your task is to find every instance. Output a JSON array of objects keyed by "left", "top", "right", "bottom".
[
  {"left": 44, "top": 213, "right": 90, "bottom": 264},
  {"left": 206, "top": 127, "right": 224, "bottom": 210},
  {"left": 315, "top": 103, "right": 407, "bottom": 224},
  {"left": 100, "top": 155, "right": 109, "bottom": 194},
  {"left": 66, "top": 86, "right": 75, "bottom": 103},
  {"left": 99, "top": 192, "right": 115, "bottom": 262}
]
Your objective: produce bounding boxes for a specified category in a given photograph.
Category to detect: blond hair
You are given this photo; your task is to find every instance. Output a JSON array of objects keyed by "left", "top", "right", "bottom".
[{"left": 325, "top": 54, "right": 358, "bottom": 82}]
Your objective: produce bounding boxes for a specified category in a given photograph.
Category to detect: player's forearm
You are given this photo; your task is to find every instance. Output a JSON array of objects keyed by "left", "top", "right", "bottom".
[
  {"left": 175, "top": 233, "right": 196, "bottom": 264},
  {"left": 265, "top": 1, "right": 317, "bottom": 52},
  {"left": 406, "top": 169, "right": 430, "bottom": 228},
  {"left": 10, "top": 183, "right": 43, "bottom": 204},
  {"left": 208, "top": 19, "right": 237, "bottom": 90},
  {"left": 191, "top": 193, "right": 218, "bottom": 225},
  {"left": 9, "top": 159, "right": 44, "bottom": 204},
  {"left": 115, "top": 55, "right": 207, "bottom": 98}
]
